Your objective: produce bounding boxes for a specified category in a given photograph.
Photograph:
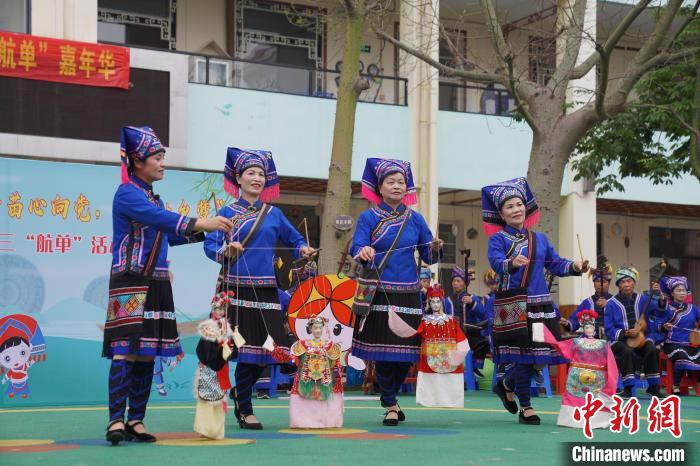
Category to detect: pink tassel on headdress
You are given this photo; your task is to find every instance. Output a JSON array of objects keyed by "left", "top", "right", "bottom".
[
  {"left": 260, "top": 184, "right": 280, "bottom": 202},
  {"left": 524, "top": 210, "right": 541, "bottom": 230},
  {"left": 361, "top": 185, "right": 382, "bottom": 206},
  {"left": 120, "top": 149, "right": 130, "bottom": 184},
  {"left": 224, "top": 177, "right": 239, "bottom": 198},
  {"left": 483, "top": 223, "right": 504, "bottom": 236},
  {"left": 121, "top": 163, "right": 129, "bottom": 184},
  {"left": 402, "top": 192, "right": 418, "bottom": 206}
]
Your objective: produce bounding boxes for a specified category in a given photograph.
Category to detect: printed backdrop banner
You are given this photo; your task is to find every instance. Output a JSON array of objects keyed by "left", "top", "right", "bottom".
[
  {"left": 0, "top": 157, "right": 229, "bottom": 406},
  {"left": 0, "top": 31, "right": 130, "bottom": 89}
]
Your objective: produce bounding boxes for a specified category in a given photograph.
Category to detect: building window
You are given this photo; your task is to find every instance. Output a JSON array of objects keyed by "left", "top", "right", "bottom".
[
  {"left": 98, "top": 0, "right": 177, "bottom": 50},
  {"left": 649, "top": 226, "right": 700, "bottom": 294},
  {"left": 528, "top": 35, "right": 555, "bottom": 86},
  {"left": 438, "top": 223, "right": 458, "bottom": 265},
  {"left": 233, "top": 0, "right": 324, "bottom": 94},
  {"left": 596, "top": 223, "right": 603, "bottom": 256},
  {"left": 235, "top": 0, "right": 323, "bottom": 68},
  {"left": 0, "top": 0, "right": 29, "bottom": 33}
]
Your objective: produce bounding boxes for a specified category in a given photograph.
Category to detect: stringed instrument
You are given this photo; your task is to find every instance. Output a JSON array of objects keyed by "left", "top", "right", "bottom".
[
  {"left": 627, "top": 259, "right": 668, "bottom": 349},
  {"left": 690, "top": 323, "right": 700, "bottom": 346},
  {"left": 458, "top": 249, "right": 478, "bottom": 335}
]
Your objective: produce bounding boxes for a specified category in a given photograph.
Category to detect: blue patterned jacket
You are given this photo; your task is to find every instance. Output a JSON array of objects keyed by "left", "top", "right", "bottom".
[
  {"left": 487, "top": 225, "right": 579, "bottom": 304},
  {"left": 111, "top": 176, "right": 202, "bottom": 280},
  {"left": 351, "top": 202, "right": 439, "bottom": 292},
  {"left": 204, "top": 198, "right": 307, "bottom": 287}
]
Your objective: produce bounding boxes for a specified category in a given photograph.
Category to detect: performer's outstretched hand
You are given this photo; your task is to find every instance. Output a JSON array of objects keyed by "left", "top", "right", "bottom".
[
  {"left": 573, "top": 260, "right": 590, "bottom": 273},
  {"left": 223, "top": 241, "right": 245, "bottom": 257},
  {"left": 430, "top": 237, "right": 443, "bottom": 251},
  {"left": 511, "top": 254, "right": 529, "bottom": 268},
  {"left": 357, "top": 246, "right": 375, "bottom": 262},
  {"left": 195, "top": 216, "right": 234, "bottom": 232}
]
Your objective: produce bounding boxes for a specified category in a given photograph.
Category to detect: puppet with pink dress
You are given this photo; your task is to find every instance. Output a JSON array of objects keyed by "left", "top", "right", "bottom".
[
  {"left": 534, "top": 309, "right": 618, "bottom": 429},
  {"left": 289, "top": 314, "right": 344, "bottom": 428}
]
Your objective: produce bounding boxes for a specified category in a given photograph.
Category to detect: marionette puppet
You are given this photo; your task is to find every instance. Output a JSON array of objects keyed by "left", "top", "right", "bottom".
[
  {"left": 193, "top": 291, "right": 235, "bottom": 440},
  {"left": 389, "top": 285, "right": 469, "bottom": 408},
  {"left": 289, "top": 315, "right": 344, "bottom": 428},
  {"left": 534, "top": 309, "right": 618, "bottom": 430}
]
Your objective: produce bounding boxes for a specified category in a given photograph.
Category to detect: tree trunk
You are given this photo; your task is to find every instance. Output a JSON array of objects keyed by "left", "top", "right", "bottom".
[
  {"left": 318, "top": 9, "right": 366, "bottom": 274},
  {"left": 691, "top": 62, "right": 700, "bottom": 182},
  {"left": 527, "top": 133, "right": 567, "bottom": 249}
]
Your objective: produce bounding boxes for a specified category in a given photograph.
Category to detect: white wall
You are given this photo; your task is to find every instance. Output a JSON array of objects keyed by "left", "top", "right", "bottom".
[{"left": 31, "top": 0, "right": 98, "bottom": 42}]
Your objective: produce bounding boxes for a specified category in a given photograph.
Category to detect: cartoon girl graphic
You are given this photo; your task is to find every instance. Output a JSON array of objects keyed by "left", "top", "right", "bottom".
[{"left": 0, "top": 314, "right": 46, "bottom": 399}]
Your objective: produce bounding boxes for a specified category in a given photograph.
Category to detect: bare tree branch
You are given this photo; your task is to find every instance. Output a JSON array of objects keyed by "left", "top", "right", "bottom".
[
  {"left": 605, "top": 0, "right": 685, "bottom": 112},
  {"left": 480, "top": 0, "right": 511, "bottom": 67},
  {"left": 374, "top": 28, "right": 506, "bottom": 84},
  {"left": 641, "top": 47, "right": 700, "bottom": 72},
  {"left": 439, "top": 22, "right": 467, "bottom": 70},
  {"left": 506, "top": 56, "right": 537, "bottom": 130},
  {"left": 662, "top": 0, "right": 699, "bottom": 50},
  {"left": 548, "top": 0, "right": 588, "bottom": 96},
  {"left": 631, "top": 104, "right": 698, "bottom": 135},
  {"left": 569, "top": 0, "right": 653, "bottom": 80}
]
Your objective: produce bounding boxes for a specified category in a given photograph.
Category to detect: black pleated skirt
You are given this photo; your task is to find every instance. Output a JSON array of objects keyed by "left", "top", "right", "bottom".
[{"left": 351, "top": 291, "right": 422, "bottom": 363}]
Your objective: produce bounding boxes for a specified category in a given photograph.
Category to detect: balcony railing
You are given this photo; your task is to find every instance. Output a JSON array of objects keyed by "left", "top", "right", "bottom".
[
  {"left": 188, "top": 54, "right": 408, "bottom": 106},
  {"left": 439, "top": 81, "right": 515, "bottom": 116}
]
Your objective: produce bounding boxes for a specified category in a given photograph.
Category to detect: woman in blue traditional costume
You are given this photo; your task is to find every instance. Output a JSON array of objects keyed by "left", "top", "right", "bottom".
[
  {"left": 603, "top": 267, "right": 663, "bottom": 398},
  {"left": 483, "top": 177, "right": 588, "bottom": 425},
  {"left": 204, "top": 148, "right": 314, "bottom": 430},
  {"left": 104, "top": 126, "right": 234, "bottom": 445},
  {"left": 350, "top": 158, "right": 442, "bottom": 426},
  {"left": 657, "top": 276, "right": 699, "bottom": 395}
]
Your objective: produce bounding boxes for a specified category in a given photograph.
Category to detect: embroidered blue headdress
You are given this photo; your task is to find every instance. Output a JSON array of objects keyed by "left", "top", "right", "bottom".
[
  {"left": 224, "top": 148, "right": 280, "bottom": 202},
  {"left": 481, "top": 177, "right": 539, "bottom": 235},
  {"left": 119, "top": 126, "right": 165, "bottom": 184},
  {"left": 361, "top": 158, "right": 417, "bottom": 206}
]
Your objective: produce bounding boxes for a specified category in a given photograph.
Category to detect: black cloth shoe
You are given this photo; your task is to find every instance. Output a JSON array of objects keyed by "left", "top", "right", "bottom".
[
  {"left": 229, "top": 388, "right": 236, "bottom": 400},
  {"left": 518, "top": 409, "right": 541, "bottom": 425},
  {"left": 237, "top": 414, "right": 263, "bottom": 430},
  {"left": 382, "top": 410, "right": 399, "bottom": 426},
  {"left": 646, "top": 385, "right": 665, "bottom": 399},
  {"left": 395, "top": 403, "right": 406, "bottom": 422},
  {"left": 125, "top": 421, "right": 157, "bottom": 443},
  {"left": 105, "top": 421, "right": 126, "bottom": 446},
  {"left": 493, "top": 379, "right": 518, "bottom": 414},
  {"left": 621, "top": 387, "right": 634, "bottom": 399}
]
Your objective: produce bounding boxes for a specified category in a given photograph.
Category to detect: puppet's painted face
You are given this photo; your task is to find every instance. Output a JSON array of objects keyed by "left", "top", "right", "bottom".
[
  {"left": 583, "top": 323, "right": 596, "bottom": 338},
  {"left": 212, "top": 304, "right": 226, "bottom": 320},
  {"left": 0, "top": 341, "right": 31, "bottom": 370},
  {"left": 295, "top": 306, "right": 353, "bottom": 350},
  {"left": 310, "top": 322, "right": 324, "bottom": 339},
  {"left": 429, "top": 297, "right": 442, "bottom": 313}
]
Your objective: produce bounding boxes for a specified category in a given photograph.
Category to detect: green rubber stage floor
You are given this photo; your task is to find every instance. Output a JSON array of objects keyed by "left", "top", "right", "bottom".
[{"left": 1, "top": 391, "right": 698, "bottom": 466}]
